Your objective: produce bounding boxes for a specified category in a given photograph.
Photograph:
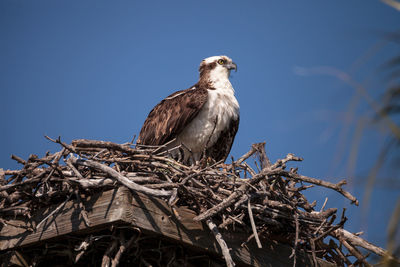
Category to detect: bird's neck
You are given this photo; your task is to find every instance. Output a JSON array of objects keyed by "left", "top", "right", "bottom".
[{"left": 199, "top": 69, "right": 233, "bottom": 92}]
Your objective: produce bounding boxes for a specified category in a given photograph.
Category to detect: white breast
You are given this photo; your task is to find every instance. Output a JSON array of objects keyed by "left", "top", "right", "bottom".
[{"left": 177, "top": 81, "right": 239, "bottom": 161}]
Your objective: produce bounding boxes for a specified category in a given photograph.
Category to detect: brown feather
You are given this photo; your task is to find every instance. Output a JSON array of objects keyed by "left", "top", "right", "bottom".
[{"left": 137, "top": 87, "right": 208, "bottom": 146}]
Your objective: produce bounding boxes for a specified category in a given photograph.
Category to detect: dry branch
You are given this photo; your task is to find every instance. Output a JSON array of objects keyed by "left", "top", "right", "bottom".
[
  {"left": 0, "top": 138, "right": 395, "bottom": 266},
  {"left": 206, "top": 218, "right": 235, "bottom": 267},
  {"left": 69, "top": 156, "right": 172, "bottom": 197}
]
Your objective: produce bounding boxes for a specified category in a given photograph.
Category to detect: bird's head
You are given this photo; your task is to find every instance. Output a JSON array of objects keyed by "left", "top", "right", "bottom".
[{"left": 199, "top": 55, "right": 237, "bottom": 81}]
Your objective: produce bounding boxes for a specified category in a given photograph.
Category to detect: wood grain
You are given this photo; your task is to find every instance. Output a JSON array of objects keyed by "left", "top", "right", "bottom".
[{"left": 0, "top": 188, "right": 131, "bottom": 251}]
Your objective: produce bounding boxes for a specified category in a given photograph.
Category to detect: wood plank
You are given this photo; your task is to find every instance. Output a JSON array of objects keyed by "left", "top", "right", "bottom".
[
  {"left": 126, "top": 191, "right": 336, "bottom": 267},
  {"left": 0, "top": 188, "right": 131, "bottom": 251}
]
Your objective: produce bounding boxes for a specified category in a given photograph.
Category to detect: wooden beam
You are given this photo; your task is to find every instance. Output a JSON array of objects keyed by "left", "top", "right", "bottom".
[
  {"left": 126, "top": 190, "right": 335, "bottom": 267},
  {"left": 0, "top": 187, "right": 335, "bottom": 266},
  {"left": 0, "top": 188, "right": 131, "bottom": 251}
]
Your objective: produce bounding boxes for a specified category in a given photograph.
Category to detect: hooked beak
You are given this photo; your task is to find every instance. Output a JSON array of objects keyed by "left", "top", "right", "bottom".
[{"left": 226, "top": 62, "right": 237, "bottom": 72}]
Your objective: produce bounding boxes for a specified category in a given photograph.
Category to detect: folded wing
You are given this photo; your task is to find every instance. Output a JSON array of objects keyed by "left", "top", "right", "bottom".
[{"left": 137, "top": 88, "right": 208, "bottom": 146}]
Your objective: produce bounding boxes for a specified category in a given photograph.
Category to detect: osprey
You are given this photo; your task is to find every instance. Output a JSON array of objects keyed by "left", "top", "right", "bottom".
[{"left": 137, "top": 55, "right": 240, "bottom": 164}]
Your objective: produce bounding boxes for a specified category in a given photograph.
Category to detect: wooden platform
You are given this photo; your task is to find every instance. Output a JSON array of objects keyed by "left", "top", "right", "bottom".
[{"left": 0, "top": 187, "right": 335, "bottom": 266}]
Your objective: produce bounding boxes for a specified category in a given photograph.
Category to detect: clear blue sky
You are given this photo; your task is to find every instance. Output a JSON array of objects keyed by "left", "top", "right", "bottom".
[{"left": 1, "top": 1, "right": 399, "bottom": 250}]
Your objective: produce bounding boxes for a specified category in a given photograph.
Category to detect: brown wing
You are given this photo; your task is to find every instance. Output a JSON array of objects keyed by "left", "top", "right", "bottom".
[
  {"left": 206, "top": 117, "right": 239, "bottom": 162},
  {"left": 137, "top": 87, "right": 208, "bottom": 145}
]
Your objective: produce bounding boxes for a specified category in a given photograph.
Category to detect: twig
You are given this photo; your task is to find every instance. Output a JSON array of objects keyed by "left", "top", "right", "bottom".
[
  {"left": 320, "top": 197, "right": 328, "bottom": 212},
  {"left": 234, "top": 145, "right": 259, "bottom": 165},
  {"left": 290, "top": 212, "right": 299, "bottom": 267},
  {"left": 65, "top": 157, "right": 85, "bottom": 179},
  {"left": 282, "top": 171, "right": 359, "bottom": 205},
  {"left": 206, "top": 218, "right": 235, "bottom": 267},
  {"left": 11, "top": 155, "right": 26, "bottom": 165},
  {"left": 74, "top": 235, "right": 93, "bottom": 263},
  {"left": 74, "top": 189, "right": 90, "bottom": 227},
  {"left": 339, "top": 238, "right": 372, "bottom": 267},
  {"left": 72, "top": 139, "right": 138, "bottom": 155},
  {"left": 310, "top": 239, "right": 318, "bottom": 267},
  {"left": 194, "top": 168, "right": 282, "bottom": 221},
  {"left": 111, "top": 232, "right": 137, "bottom": 267},
  {"left": 70, "top": 156, "right": 172, "bottom": 197},
  {"left": 333, "top": 228, "right": 388, "bottom": 257},
  {"left": 45, "top": 136, "right": 77, "bottom": 153},
  {"left": 101, "top": 238, "right": 118, "bottom": 267},
  {"left": 247, "top": 198, "right": 262, "bottom": 248},
  {"left": 252, "top": 142, "right": 272, "bottom": 169}
]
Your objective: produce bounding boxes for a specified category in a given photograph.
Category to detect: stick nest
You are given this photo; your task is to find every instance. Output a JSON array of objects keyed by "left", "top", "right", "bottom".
[{"left": 0, "top": 137, "right": 395, "bottom": 266}]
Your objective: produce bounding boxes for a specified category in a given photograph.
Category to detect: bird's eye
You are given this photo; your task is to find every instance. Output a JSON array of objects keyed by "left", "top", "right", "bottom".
[{"left": 217, "top": 59, "right": 225, "bottom": 65}]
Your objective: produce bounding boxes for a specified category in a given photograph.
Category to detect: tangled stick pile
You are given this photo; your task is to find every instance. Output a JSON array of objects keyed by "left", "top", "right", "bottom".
[{"left": 0, "top": 137, "right": 394, "bottom": 266}]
